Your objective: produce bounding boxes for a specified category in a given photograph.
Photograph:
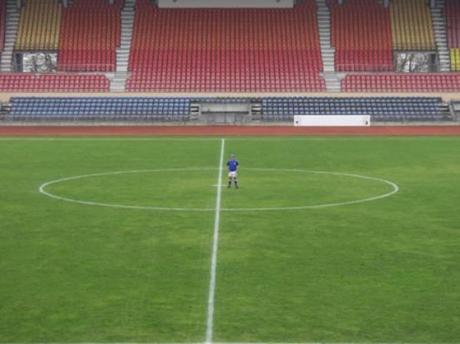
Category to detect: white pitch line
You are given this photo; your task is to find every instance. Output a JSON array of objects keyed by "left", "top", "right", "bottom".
[
  {"left": 206, "top": 138, "right": 225, "bottom": 344},
  {"left": 38, "top": 168, "right": 399, "bottom": 212},
  {"left": 0, "top": 138, "right": 221, "bottom": 142}
]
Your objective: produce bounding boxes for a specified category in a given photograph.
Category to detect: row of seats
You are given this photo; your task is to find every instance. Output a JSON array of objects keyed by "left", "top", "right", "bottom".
[
  {"left": 7, "top": 0, "right": 458, "bottom": 81},
  {"left": 70, "top": 0, "right": 124, "bottom": 9},
  {"left": 446, "top": 0, "right": 460, "bottom": 48},
  {"left": 329, "top": 0, "right": 393, "bottom": 72},
  {"left": 390, "top": 0, "right": 435, "bottom": 51},
  {"left": 0, "top": 74, "right": 110, "bottom": 92},
  {"left": 328, "top": 0, "right": 436, "bottom": 71},
  {"left": 128, "top": 1, "right": 323, "bottom": 92},
  {"left": 3, "top": 72, "right": 460, "bottom": 93},
  {"left": 446, "top": 0, "right": 460, "bottom": 71},
  {"left": 4, "top": 96, "right": 451, "bottom": 123},
  {"left": 0, "top": 0, "right": 5, "bottom": 51},
  {"left": 451, "top": 49, "right": 460, "bottom": 71},
  {"left": 14, "top": 0, "right": 121, "bottom": 72},
  {"left": 341, "top": 73, "right": 460, "bottom": 92},
  {"left": 16, "top": 0, "right": 61, "bottom": 50},
  {"left": 5, "top": 0, "right": 460, "bottom": 84},
  {"left": 335, "top": 50, "right": 393, "bottom": 72},
  {"left": 8, "top": 97, "right": 190, "bottom": 121},
  {"left": 261, "top": 97, "right": 449, "bottom": 122},
  {"left": 58, "top": 5, "right": 120, "bottom": 72},
  {"left": 127, "top": 50, "right": 326, "bottom": 92}
]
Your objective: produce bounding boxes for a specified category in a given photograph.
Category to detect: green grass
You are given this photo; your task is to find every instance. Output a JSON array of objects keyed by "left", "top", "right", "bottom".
[{"left": 0, "top": 137, "right": 459, "bottom": 343}]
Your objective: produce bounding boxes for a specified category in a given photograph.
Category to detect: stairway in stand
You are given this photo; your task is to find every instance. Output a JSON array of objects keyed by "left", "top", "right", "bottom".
[
  {"left": 431, "top": 0, "right": 451, "bottom": 72},
  {"left": 316, "top": 0, "right": 340, "bottom": 92},
  {"left": 0, "top": 0, "right": 19, "bottom": 72},
  {"left": 110, "top": 0, "right": 135, "bottom": 92}
]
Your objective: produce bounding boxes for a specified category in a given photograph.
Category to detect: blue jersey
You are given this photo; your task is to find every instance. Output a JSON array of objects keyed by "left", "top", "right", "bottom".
[{"left": 227, "top": 159, "right": 239, "bottom": 172}]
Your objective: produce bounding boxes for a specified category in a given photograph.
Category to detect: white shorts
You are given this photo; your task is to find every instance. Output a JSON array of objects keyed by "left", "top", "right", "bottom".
[{"left": 228, "top": 171, "right": 238, "bottom": 178}]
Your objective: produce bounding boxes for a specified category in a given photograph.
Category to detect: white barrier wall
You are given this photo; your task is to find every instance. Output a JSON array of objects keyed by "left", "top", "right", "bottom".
[
  {"left": 158, "top": 0, "right": 294, "bottom": 8},
  {"left": 294, "top": 115, "right": 371, "bottom": 127}
]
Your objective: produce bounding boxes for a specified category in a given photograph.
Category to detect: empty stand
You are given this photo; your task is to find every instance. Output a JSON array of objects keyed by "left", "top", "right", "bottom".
[
  {"left": 390, "top": 0, "right": 436, "bottom": 51},
  {"left": 15, "top": 0, "right": 61, "bottom": 51},
  {"left": 445, "top": 0, "right": 460, "bottom": 48},
  {"left": 328, "top": 0, "right": 393, "bottom": 72},
  {"left": 342, "top": 73, "right": 460, "bottom": 92},
  {"left": 261, "top": 97, "right": 450, "bottom": 122},
  {"left": 445, "top": 0, "right": 460, "bottom": 71},
  {"left": 0, "top": 0, "right": 5, "bottom": 51},
  {"left": 58, "top": 1, "right": 121, "bottom": 72},
  {"left": 451, "top": 49, "right": 460, "bottom": 71},
  {"left": 71, "top": 0, "right": 124, "bottom": 8},
  {"left": 0, "top": 74, "right": 109, "bottom": 92},
  {"left": 4, "top": 96, "right": 451, "bottom": 123},
  {"left": 127, "top": 1, "right": 324, "bottom": 92},
  {"left": 8, "top": 97, "right": 190, "bottom": 121}
]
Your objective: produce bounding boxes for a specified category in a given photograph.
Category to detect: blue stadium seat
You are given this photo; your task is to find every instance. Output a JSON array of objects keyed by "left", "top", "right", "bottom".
[
  {"left": 260, "top": 97, "right": 450, "bottom": 122},
  {"left": 8, "top": 97, "right": 192, "bottom": 122}
]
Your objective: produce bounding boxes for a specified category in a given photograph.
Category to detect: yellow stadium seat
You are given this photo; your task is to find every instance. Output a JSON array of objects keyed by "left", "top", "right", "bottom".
[
  {"left": 390, "top": 0, "right": 436, "bottom": 50},
  {"left": 15, "top": 0, "right": 62, "bottom": 51},
  {"left": 451, "top": 49, "right": 460, "bottom": 71}
]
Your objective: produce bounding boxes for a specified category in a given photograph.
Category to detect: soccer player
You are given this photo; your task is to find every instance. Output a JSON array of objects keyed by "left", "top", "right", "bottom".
[{"left": 227, "top": 154, "right": 239, "bottom": 189}]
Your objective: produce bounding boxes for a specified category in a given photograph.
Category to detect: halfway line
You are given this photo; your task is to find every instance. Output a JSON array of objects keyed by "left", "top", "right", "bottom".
[{"left": 206, "top": 138, "right": 225, "bottom": 344}]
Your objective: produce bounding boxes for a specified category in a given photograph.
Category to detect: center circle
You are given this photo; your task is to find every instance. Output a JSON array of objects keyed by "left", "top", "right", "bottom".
[{"left": 39, "top": 168, "right": 399, "bottom": 212}]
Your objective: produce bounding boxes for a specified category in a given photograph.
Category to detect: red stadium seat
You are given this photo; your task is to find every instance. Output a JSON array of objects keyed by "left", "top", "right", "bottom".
[
  {"left": 0, "top": 74, "right": 110, "bottom": 92},
  {"left": 0, "top": 0, "right": 5, "bottom": 51},
  {"left": 446, "top": 0, "right": 460, "bottom": 48},
  {"left": 58, "top": 1, "right": 121, "bottom": 72},
  {"left": 127, "top": 1, "right": 325, "bottom": 92},
  {"left": 329, "top": 0, "right": 393, "bottom": 72},
  {"left": 342, "top": 73, "right": 460, "bottom": 92}
]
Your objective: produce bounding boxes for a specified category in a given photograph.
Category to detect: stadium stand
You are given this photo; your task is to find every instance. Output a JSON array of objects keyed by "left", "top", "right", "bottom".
[
  {"left": 452, "top": 50, "right": 460, "bottom": 71},
  {"left": 127, "top": 0, "right": 325, "bottom": 92},
  {"left": 0, "top": 74, "right": 110, "bottom": 92},
  {"left": 2, "top": 96, "right": 451, "bottom": 123},
  {"left": 71, "top": 0, "right": 124, "bottom": 7},
  {"left": 446, "top": 0, "right": 460, "bottom": 71},
  {"left": 390, "top": 0, "right": 436, "bottom": 51},
  {"left": 0, "top": 0, "right": 458, "bottom": 97},
  {"left": 341, "top": 73, "right": 460, "bottom": 92},
  {"left": 261, "top": 97, "right": 450, "bottom": 122},
  {"left": 15, "top": 0, "right": 61, "bottom": 51},
  {"left": 328, "top": 0, "right": 393, "bottom": 72},
  {"left": 58, "top": 0, "right": 121, "bottom": 72},
  {"left": 0, "top": 0, "right": 5, "bottom": 52},
  {"left": 8, "top": 97, "right": 190, "bottom": 121}
]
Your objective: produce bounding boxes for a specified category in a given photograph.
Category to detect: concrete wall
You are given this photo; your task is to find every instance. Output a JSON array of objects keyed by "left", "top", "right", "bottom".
[
  {"left": 158, "top": 0, "right": 294, "bottom": 8},
  {"left": 201, "top": 103, "right": 250, "bottom": 114}
]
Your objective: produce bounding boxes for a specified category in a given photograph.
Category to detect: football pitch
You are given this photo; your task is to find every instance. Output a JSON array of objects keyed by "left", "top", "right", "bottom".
[{"left": 0, "top": 136, "right": 459, "bottom": 343}]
